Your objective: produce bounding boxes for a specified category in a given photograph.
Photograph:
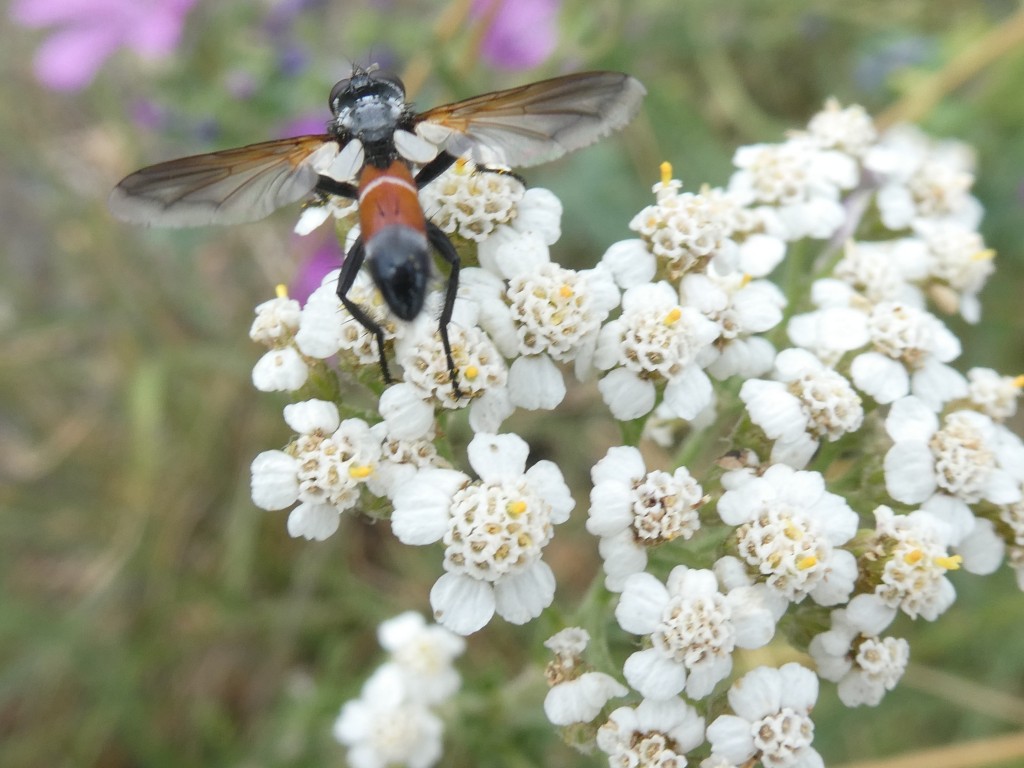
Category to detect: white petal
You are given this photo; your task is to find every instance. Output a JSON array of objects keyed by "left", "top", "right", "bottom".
[
  {"left": 283, "top": 399, "right": 340, "bottom": 434},
  {"left": 391, "top": 470, "right": 465, "bottom": 545},
  {"left": 508, "top": 354, "right": 566, "bottom": 410},
  {"left": 851, "top": 352, "right": 908, "bottom": 404},
  {"left": 884, "top": 442, "right": 937, "bottom": 504},
  {"left": 467, "top": 388, "right": 515, "bottom": 434},
  {"left": 598, "top": 368, "right": 656, "bottom": 420},
  {"left": 591, "top": 445, "right": 646, "bottom": 486},
  {"left": 706, "top": 715, "right": 757, "bottom": 763},
  {"left": 287, "top": 501, "right": 340, "bottom": 541},
  {"left": 379, "top": 384, "right": 434, "bottom": 441},
  {"left": 728, "top": 666, "right": 781, "bottom": 720},
  {"left": 601, "top": 239, "right": 656, "bottom": 289},
  {"left": 885, "top": 396, "right": 939, "bottom": 442},
  {"left": 250, "top": 450, "right": 299, "bottom": 510},
  {"left": 430, "top": 573, "right": 495, "bottom": 635},
  {"left": 544, "top": 672, "right": 627, "bottom": 726},
  {"left": 616, "top": 572, "right": 670, "bottom": 634},
  {"left": 663, "top": 366, "right": 713, "bottom": 420},
  {"left": 623, "top": 647, "right": 687, "bottom": 699},
  {"left": 252, "top": 347, "right": 309, "bottom": 392},
  {"left": 467, "top": 432, "right": 528, "bottom": 482},
  {"left": 525, "top": 460, "right": 574, "bottom": 522},
  {"left": 493, "top": 560, "right": 556, "bottom": 624}
]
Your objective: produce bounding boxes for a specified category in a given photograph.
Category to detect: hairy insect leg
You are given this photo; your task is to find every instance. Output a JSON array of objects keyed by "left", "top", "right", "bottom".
[
  {"left": 426, "top": 222, "right": 463, "bottom": 398},
  {"left": 336, "top": 236, "right": 393, "bottom": 384},
  {"left": 413, "top": 151, "right": 459, "bottom": 189},
  {"left": 315, "top": 176, "right": 358, "bottom": 198}
]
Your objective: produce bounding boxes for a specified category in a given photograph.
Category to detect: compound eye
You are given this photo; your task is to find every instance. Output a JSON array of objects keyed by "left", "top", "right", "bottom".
[
  {"left": 375, "top": 71, "right": 406, "bottom": 98},
  {"left": 328, "top": 78, "right": 352, "bottom": 110}
]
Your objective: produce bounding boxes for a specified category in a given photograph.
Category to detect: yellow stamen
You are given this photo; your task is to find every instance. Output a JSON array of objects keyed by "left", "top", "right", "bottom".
[
  {"left": 662, "top": 307, "right": 682, "bottom": 326},
  {"left": 1013, "top": 375, "right": 1024, "bottom": 389},
  {"left": 275, "top": 283, "right": 289, "bottom": 299},
  {"left": 464, "top": 365, "right": 479, "bottom": 380},
  {"left": 348, "top": 464, "right": 373, "bottom": 479},
  {"left": 971, "top": 248, "right": 996, "bottom": 262},
  {"left": 660, "top": 161, "right": 673, "bottom": 186},
  {"left": 740, "top": 273, "right": 753, "bottom": 287},
  {"left": 507, "top": 500, "right": 527, "bottom": 517},
  {"left": 784, "top": 523, "right": 804, "bottom": 540},
  {"left": 797, "top": 555, "right": 818, "bottom": 571},
  {"left": 559, "top": 284, "right": 574, "bottom": 299},
  {"left": 903, "top": 549, "right": 924, "bottom": 566},
  {"left": 935, "top": 554, "right": 963, "bottom": 571},
  {"left": 455, "top": 157, "right": 470, "bottom": 174}
]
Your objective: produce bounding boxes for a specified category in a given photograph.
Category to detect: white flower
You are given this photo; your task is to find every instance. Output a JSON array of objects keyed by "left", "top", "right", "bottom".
[
  {"left": 808, "top": 593, "right": 908, "bottom": 707},
  {"left": 717, "top": 464, "right": 859, "bottom": 605},
  {"left": 295, "top": 269, "right": 400, "bottom": 367},
  {"left": 596, "top": 697, "right": 706, "bottom": 767},
  {"left": 804, "top": 98, "right": 878, "bottom": 157},
  {"left": 862, "top": 505, "right": 960, "bottom": 620},
  {"left": 543, "top": 628, "right": 627, "bottom": 726},
  {"left": 333, "top": 665, "right": 444, "bottom": 768},
  {"left": 884, "top": 396, "right": 1024, "bottom": 542},
  {"left": 865, "top": 124, "right": 982, "bottom": 231},
  {"left": 914, "top": 220, "right": 994, "bottom": 322},
  {"left": 587, "top": 446, "right": 704, "bottom": 590},
  {"left": 682, "top": 272, "right": 785, "bottom": 381},
  {"left": 616, "top": 566, "right": 777, "bottom": 700},
  {"left": 706, "top": 663, "right": 822, "bottom": 768},
  {"left": 964, "top": 367, "right": 1023, "bottom": 421},
  {"left": 418, "top": 159, "right": 525, "bottom": 242},
  {"left": 294, "top": 195, "right": 359, "bottom": 235},
  {"left": 594, "top": 281, "right": 719, "bottom": 420},
  {"left": 789, "top": 300, "right": 967, "bottom": 409},
  {"left": 390, "top": 433, "right": 573, "bottom": 635},
  {"left": 740, "top": 348, "right": 864, "bottom": 468},
  {"left": 728, "top": 138, "right": 858, "bottom": 240},
  {"left": 464, "top": 253, "right": 619, "bottom": 410},
  {"left": 393, "top": 296, "right": 511, "bottom": 432},
  {"left": 629, "top": 166, "right": 736, "bottom": 278},
  {"left": 367, "top": 421, "right": 448, "bottom": 498},
  {"left": 249, "top": 400, "right": 380, "bottom": 541},
  {"left": 250, "top": 293, "right": 301, "bottom": 344},
  {"left": 252, "top": 346, "right": 309, "bottom": 392},
  {"left": 377, "top": 612, "right": 465, "bottom": 705},
  {"left": 832, "top": 238, "right": 929, "bottom": 306}
]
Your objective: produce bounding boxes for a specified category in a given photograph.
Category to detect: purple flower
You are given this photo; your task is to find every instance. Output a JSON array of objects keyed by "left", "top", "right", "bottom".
[
  {"left": 10, "top": 0, "right": 198, "bottom": 91},
  {"left": 292, "top": 238, "right": 343, "bottom": 305},
  {"left": 471, "top": 0, "right": 560, "bottom": 71}
]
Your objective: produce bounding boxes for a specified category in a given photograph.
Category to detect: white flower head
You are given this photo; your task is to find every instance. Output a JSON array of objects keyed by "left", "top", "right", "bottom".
[
  {"left": 419, "top": 159, "right": 525, "bottom": 243},
  {"left": 333, "top": 664, "right": 444, "bottom": 768},
  {"left": 390, "top": 432, "right": 574, "bottom": 635},
  {"left": 587, "top": 446, "right": 705, "bottom": 590},
  {"left": 295, "top": 269, "right": 401, "bottom": 367},
  {"left": 629, "top": 164, "right": 736, "bottom": 278},
  {"left": 543, "top": 628, "right": 628, "bottom": 726},
  {"left": 832, "top": 238, "right": 929, "bottom": 306},
  {"left": 594, "top": 281, "right": 719, "bottom": 421},
  {"left": 377, "top": 611, "right": 465, "bottom": 705},
  {"left": 740, "top": 348, "right": 864, "bottom": 468},
  {"left": 863, "top": 505, "right": 960, "bottom": 620},
  {"left": 706, "top": 663, "right": 822, "bottom": 768},
  {"left": 728, "top": 137, "right": 858, "bottom": 240},
  {"left": 250, "top": 292, "right": 301, "bottom": 345},
  {"left": 964, "top": 367, "right": 1023, "bottom": 422},
  {"left": 884, "top": 396, "right": 1024, "bottom": 542},
  {"left": 865, "top": 124, "right": 982, "bottom": 231},
  {"left": 367, "top": 421, "right": 448, "bottom": 498},
  {"left": 914, "top": 220, "right": 994, "bottom": 322},
  {"left": 717, "top": 464, "right": 859, "bottom": 605},
  {"left": 250, "top": 400, "right": 380, "bottom": 541},
  {"left": 616, "top": 566, "right": 778, "bottom": 700},
  {"left": 596, "top": 697, "right": 706, "bottom": 768},
  {"left": 808, "top": 593, "right": 908, "bottom": 707},
  {"left": 803, "top": 98, "right": 878, "bottom": 157},
  {"left": 682, "top": 271, "right": 785, "bottom": 381}
]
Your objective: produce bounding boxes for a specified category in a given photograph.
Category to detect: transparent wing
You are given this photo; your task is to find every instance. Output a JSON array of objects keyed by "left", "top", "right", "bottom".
[
  {"left": 108, "top": 136, "right": 339, "bottom": 227},
  {"left": 414, "top": 71, "right": 645, "bottom": 168}
]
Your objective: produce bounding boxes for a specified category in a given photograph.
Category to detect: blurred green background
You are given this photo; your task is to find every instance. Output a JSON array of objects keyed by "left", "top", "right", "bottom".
[{"left": 2, "top": 1, "right": 1024, "bottom": 766}]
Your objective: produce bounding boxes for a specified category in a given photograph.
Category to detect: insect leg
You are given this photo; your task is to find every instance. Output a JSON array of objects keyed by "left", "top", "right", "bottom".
[
  {"left": 413, "top": 152, "right": 459, "bottom": 189},
  {"left": 336, "top": 236, "right": 393, "bottom": 384},
  {"left": 426, "top": 222, "right": 463, "bottom": 398},
  {"left": 315, "top": 176, "right": 359, "bottom": 198}
]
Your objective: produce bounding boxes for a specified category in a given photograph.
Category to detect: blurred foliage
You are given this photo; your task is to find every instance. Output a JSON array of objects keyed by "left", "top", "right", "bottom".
[{"left": 2, "top": 1, "right": 1024, "bottom": 766}]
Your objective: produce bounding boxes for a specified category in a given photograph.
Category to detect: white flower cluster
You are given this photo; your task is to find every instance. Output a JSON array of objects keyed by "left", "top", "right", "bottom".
[
  {"left": 245, "top": 102, "right": 1024, "bottom": 767},
  {"left": 333, "top": 612, "right": 465, "bottom": 768}
]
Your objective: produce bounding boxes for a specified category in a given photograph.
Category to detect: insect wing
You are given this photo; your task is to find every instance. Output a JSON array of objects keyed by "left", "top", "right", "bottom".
[
  {"left": 414, "top": 71, "right": 645, "bottom": 168},
  {"left": 109, "top": 136, "right": 340, "bottom": 227}
]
